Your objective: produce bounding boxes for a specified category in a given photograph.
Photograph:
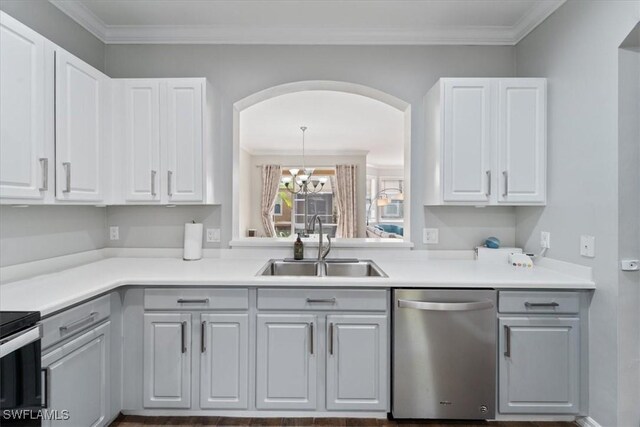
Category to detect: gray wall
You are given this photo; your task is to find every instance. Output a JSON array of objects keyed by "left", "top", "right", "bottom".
[
  {"left": 0, "top": 1, "right": 108, "bottom": 267},
  {"left": 0, "top": 0, "right": 105, "bottom": 71},
  {"left": 514, "top": 1, "right": 640, "bottom": 425},
  {"left": 104, "top": 44, "right": 517, "bottom": 249}
]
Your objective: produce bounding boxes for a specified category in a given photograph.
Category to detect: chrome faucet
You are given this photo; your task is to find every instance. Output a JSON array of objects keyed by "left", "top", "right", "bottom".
[{"left": 308, "top": 215, "right": 331, "bottom": 275}]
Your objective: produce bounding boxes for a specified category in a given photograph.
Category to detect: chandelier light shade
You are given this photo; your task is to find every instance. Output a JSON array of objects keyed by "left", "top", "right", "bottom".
[{"left": 281, "top": 126, "right": 326, "bottom": 195}]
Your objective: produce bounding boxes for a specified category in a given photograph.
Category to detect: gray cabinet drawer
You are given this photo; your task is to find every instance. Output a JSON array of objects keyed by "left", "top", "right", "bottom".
[
  {"left": 499, "top": 291, "right": 580, "bottom": 314},
  {"left": 42, "top": 294, "right": 111, "bottom": 350},
  {"left": 257, "top": 289, "right": 388, "bottom": 312},
  {"left": 144, "top": 288, "right": 249, "bottom": 310}
]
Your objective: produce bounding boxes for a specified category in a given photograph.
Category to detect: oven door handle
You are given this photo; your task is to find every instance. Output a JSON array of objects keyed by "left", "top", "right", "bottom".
[
  {"left": 397, "top": 299, "right": 494, "bottom": 312},
  {"left": 0, "top": 324, "right": 42, "bottom": 358}
]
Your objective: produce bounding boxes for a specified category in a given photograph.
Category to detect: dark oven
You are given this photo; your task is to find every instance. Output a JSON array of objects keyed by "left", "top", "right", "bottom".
[{"left": 0, "top": 311, "right": 43, "bottom": 426}]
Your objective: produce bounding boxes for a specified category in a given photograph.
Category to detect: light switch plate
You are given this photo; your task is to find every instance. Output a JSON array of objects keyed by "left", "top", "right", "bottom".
[
  {"left": 423, "top": 228, "right": 439, "bottom": 244},
  {"left": 206, "top": 228, "right": 221, "bottom": 243},
  {"left": 109, "top": 226, "right": 119, "bottom": 241},
  {"left": 580, "top": 235, "right": 595, "bottom": 257},
  {"left": 540, "top": 231, "right": 551, "bottom": 249}
]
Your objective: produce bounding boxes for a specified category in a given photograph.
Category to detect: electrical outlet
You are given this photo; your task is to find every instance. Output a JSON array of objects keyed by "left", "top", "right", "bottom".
[
  {"left": 580, "top": 235, "right": 595, "bottom": 258},
  {"left": 621, "top": 259, "right": 639, "bottom": 271},
  {"left": 423, "top": 228, "right": 439, "bottom": 244},
  {"left": 540, "top": 231, "right": 551, "bottom": 249},
  {"left": 206, "top": 228, "right": 221, "bottom": 243},
  {"left": 109, "top": 226, "right": 119, "bottom": 241}
]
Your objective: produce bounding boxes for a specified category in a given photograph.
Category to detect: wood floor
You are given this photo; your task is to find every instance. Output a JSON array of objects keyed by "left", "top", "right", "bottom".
[{"left": 110, "top": 415, "right": 577, "bottom": 427}]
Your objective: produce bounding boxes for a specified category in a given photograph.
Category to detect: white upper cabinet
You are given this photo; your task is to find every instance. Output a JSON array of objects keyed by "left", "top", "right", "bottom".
[
  {"left": 0, "top": 12, "right": 48, "bottom": 201},
  {"left": 55, "top": 48, "right": 110, "bottom": 202},
  {"left": 425, "top": 78, "right": 546, "bottom": 206},
  {"left": 497, "top": 79, "right": 546, "bottom": 204},
  {"left": 118, "top": 80, "right": 161, "bottom": 202}
]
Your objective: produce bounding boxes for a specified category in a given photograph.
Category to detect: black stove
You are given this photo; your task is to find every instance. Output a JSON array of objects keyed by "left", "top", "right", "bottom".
[{"left": 0, "top": 311, "right": 41, "bottom": 339}]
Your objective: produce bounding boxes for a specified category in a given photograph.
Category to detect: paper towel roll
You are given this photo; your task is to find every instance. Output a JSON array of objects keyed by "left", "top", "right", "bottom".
[{"left": 183, "top": 222, "right": 203, "bottom": 261}]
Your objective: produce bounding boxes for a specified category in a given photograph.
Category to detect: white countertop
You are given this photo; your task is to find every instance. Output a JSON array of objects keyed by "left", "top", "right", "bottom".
[{"left": 0, "top": 255, "right": 595, "bottom": 317}]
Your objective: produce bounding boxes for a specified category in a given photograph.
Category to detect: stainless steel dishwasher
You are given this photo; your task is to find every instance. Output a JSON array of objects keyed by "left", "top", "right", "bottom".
[{"left": 392, "top": 289, "right": 497, "bottom": 420}]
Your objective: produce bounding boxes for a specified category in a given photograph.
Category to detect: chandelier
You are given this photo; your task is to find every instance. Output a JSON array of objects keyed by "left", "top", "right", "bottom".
[{"left": 281, "top": 126, "right": 327, "bottom": 195}]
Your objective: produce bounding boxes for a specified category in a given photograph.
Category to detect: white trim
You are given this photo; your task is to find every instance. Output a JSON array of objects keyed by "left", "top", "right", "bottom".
[
  {"left": 575, "top": 416, "right": 602, "bottom": 427},
  {"left": 247, "top": 148, "right": 370, "bottom": 157},
  {"left": 122, "top": 409, "right": 387, "bottom": 418},
  {"left": 48, "top": 0, "right": 564, "bottom": 45}
]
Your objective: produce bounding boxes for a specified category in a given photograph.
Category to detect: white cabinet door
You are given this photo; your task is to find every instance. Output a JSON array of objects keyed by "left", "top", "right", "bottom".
[
  {"left": 0, "top": 12, "right": 47, "bottom": 200},
  {"left": 256, "top": 314, "right": 317, "bottom": 410},
  {"left": 497, "top": 79, "right": 546, "bottom": 204},
  {"left": 499, "top": 317, "right": 580, "bottom": 414},
  {"left": 122, "top": 80, "right": 161, "bottom": 202},
  {"left": 163, "top": 79, "right": 203, "bottom": 203},
  {"left": 326, "top": 315, "right": 388, "bottom": 411},
  {"left": 199, "top": 313, "right": 249, "bottom": 409},
  {"left": 55, "top": 48, "right": 108, "bottom": 202},
  {"left": 143, "top": 313, "right": 191, "bottom": 408},
  {"left": 41, "top": 321, "right": 110, "bottom": 427},
  {"left": 442, "top": 79, "right": 493, "bottom": 203}
]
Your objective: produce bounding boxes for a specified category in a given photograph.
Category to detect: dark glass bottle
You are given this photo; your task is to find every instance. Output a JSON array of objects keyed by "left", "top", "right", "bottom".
[{"left": 294, "top": 234, "right": 304, "bottom": 260}]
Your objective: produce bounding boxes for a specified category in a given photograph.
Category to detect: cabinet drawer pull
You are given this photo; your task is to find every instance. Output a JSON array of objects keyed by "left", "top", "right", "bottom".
[
  {"left": 485, "top": 170, "right": 491, "bottom": 197},
  {"left": 309, "top": 322, "right": 314, "bottom": 355},
  {"left": 41, "top": 367, "right": 49, "bottom": 408},
  {"left": 201, "top": 321, "right": 206, "bottom": 353},
  {"left": 524, "top": 302, "right": 559, "bottom": 308},
  {"left": 39, "top": 158, "right": 48, "bottom": 191},
  {"left": 504, "top": 325, "right": 511, "bottom": 358},
  {"left": 329, "top": 322, "right": 334, "bottom": 355},
  {"left": 502, "top": 170, "right": 508, "bottom": 197},
  {"left": 177, "top": 298, "right": 209, "bottom": 304},
  {"left": 151, "top": 170, "right": 157, "bottom": 197},
  {"left": 59, "top": 311, "right": 97, "bottom": 333},
  {"left": 62, "top": 162, "right": 71, "bottom": 193},
  {"left": 167, "top": 170, "right": 173, "bottom": 196},
  {"left": 181, "top": 321, "right": 187, "bottom": 353},
  {"left": 306, "top": 298, "right": 336, "bottom": 304}
]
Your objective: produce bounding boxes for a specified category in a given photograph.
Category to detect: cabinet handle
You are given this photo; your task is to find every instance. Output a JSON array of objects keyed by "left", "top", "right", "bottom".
[
  {"left": 181, "top": 321, "right": 187, "bottom": 353},
  {"left": 329, "top": 322, "right": 334, "bottom": 356},
  {"left": 306, "top": 298, "right": 336, "bottom": 304},
  {"left": 62, "top": 162, "right": 71, "bottom": 193},
  {"left": 201, "top": 321, "right": 206, "bottom": 353},
  {"left": 309, "top": 322, "right": 314, "bottom": 355},
  {"left": 59, "top": 311, "right": 97, "bottom": 333},
  {"left": 504, "top": 325, "right": 511, "bottom": 358},
  {"left": 502, "top": 170, "right": 508, "bottom": 197},
  {"left": 177, "top": 298, "right": 209, "bottom": 304},
  {"left": 524, "top": 302, "right": 559, "bottom": 308},
  {"left": 39, "top": 158, "right": 48, "bottom": 191},
  {"left": 151, "top": 170, "right": 157, "bottom": 197},
  {"left": 41, "top": 367, "right": 49, "bottom": 408},
  {"left": 167, "top": 170, "right": 173, "bottom": 196},
  {"left": 485, "top": 170, "right": 491, "bottom": 196}
]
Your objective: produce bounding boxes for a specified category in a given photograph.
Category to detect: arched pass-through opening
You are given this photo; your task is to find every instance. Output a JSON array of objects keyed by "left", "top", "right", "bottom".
[{"left": 231, "top": 80, "right": 412, "bottom": 244}]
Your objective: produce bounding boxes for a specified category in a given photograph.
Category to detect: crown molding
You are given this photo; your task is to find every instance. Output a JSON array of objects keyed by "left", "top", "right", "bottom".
[{"left": 50, "top": 0, "right": 565, "bottom": 45}]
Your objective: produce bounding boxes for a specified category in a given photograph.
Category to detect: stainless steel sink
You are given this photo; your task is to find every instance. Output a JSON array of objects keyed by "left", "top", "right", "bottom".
[{"left": 257, "top": 259, "right": 387, "bottom": 278}]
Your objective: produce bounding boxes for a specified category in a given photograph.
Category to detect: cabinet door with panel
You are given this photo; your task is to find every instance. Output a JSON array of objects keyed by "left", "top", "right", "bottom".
[
  {"left": 0, "top": 11, "right": 48, "bottom": 200},
  {"left": 55, "top": 48, "right": 109, "bottom": 202},
  {"left": 41, "top": 321, "right": 110, "bottom": 427},
  {"left": 497, "top": 79, "right": 546, "bottom": 204},
  {"left": 122, "top": 80, "right": 161, "bottom": 202},
  {"left": 200, "top": 313, "right": 249, "bottom": 409},
  {"left": 326, "top": 315, "right": 388, "bottom": 411},
  {"left": 499, "top": 317, "right": 579, "bottom": 414},
  {"left": 256, "top": 314, "right": 317, "bottom": 410},
  {"left": 442, "top": 79, "right": 493, "bottom": 203},
  {"left": 163, "top": 79, "right": 203, "bottom": 203},
  {"left": 143, "top": 313, "right": 191, "bottom": 408}
]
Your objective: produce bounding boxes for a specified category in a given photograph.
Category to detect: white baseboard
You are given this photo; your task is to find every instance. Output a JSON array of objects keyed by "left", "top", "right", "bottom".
[
  {"left": 122, "top": 409, "right": 388, "bottom": 418},
  {"left": 576, "top": 416, "right": 602, "bottom": 427}
]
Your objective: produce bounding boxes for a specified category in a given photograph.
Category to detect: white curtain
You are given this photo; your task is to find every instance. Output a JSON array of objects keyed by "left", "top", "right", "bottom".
[
  {"left": 261, "top": 165, "right": 281, "bottom": 237},
  {"left": 334, "top": 164, "right": 358, "bottom": 238}
]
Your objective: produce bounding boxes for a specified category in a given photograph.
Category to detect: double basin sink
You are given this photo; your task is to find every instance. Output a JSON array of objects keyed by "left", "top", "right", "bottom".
[{"left": 257, "top": 259, "right": 387, "bottom": 278}]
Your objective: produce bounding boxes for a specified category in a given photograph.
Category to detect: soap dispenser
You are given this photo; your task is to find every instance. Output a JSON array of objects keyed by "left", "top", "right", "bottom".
[{"left": 294, "top": 233, "right": 304, "bottom": 260}]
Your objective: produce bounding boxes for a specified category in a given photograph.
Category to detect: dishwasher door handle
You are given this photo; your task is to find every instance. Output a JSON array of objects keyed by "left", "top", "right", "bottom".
[{"left": 397, "top": 299, "right": 494, "bottom": 312}]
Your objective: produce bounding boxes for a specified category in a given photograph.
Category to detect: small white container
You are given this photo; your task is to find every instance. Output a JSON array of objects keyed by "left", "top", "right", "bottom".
[{"left": 475, "top": 246, "right": 522, "bottom": 264}]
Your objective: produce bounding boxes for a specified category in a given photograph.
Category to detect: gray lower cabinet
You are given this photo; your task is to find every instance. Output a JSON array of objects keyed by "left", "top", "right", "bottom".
[
  {"left": 326, "top": 315, "right": 388, "bottom": 411},
  {"left": 200, "top": 313, "right": 249, "bottom": 409},
  {"left": 499, "top": 316, "right": 580, "bottom": 414},
  {"left": 143, "top": 313, "right": 191, "bottom": 408},
  {"left": 41, "top": 321, "right": 111, "bottom": 427},
  {"left": 256, "top": 314, "right": 317, "bottom": 410}
]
